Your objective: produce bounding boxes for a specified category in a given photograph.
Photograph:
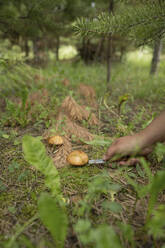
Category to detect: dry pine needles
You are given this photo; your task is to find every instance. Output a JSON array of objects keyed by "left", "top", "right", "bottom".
[
  {"left": 44, "top": 95, "right": 100, "bottom": 168},
  {"left": 78, "top": 83, "right": 98, "bottom": 108},
  {"left": 61, "top": 96, "right": 99, "bottom": 125}
]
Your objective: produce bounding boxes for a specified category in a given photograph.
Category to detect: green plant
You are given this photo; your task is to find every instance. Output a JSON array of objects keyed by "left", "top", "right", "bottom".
[
  {"left": 72, "top": 171, "right": 125, "bottom": 246},
  {"left": 118, "top": 223, "right": 135, "bottom": 248},
  {"left": 125, "top": 155, "right": 165, "bottom": 239},
  {"left": 38, "top": 193, "right": 68, "bottom": 248},
  {"left": 8, "top": 161, "right": 20, "bottom": 173},
  {"left": 22, "top": 135, "right": 62, "bottom": 198},
  {"left": 1, "top": 49, "right": 165, "bottom": 248},
  {"left": 22, "top": 135, "right": 68, "bottom": 248},
  {"left": 77, "top": 171, "right": 122, "bottom": 217},
  {"left": 4, "top": 88, "right": 30, "bottom": 127},
  {"left": 147, "top": 205, "right": 165, "bottom": 239},
  {"left": 75, "top": 219, "right": 122, "bottom": 248}
]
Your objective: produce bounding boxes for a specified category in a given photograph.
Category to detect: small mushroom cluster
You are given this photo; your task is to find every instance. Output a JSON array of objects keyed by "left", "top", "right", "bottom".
[{"left": 47, "top": 135, "right": 89, "bottom": 167}]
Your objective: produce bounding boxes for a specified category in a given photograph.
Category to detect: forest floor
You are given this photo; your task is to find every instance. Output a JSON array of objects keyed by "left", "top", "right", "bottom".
[{"left": 0, "top": 58, "right": 165, "bottom": 248}]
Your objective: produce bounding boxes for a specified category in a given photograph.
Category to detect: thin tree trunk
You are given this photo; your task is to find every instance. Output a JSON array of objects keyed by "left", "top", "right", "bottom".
[
  {"left": 56, "top": 36, "right": 60, "bottom": 61},
  {"left": 81, "top": 37, "right": 88, "bottom": 63},
  {"left": 150, "top": 38, "right": 162, "bottom": 75},
  {"left": 82, "top": 37, "right": 86, "bottom": 61},
  {"left": 106, "top": 0, "right": 114, "bottom": 87},
  {"left": 33, "top": 38, "right": 39, "bottom": 63},
  {"left": 24, "top": 39, "right": 29, "bottom": 57},
  {"left": 107, "top": 35, "right": 112, "bottom": 84},
  {"left": 94, "top": 36, "right": 105, "bottom": 62},
  {"left": 85, "top": 39, "right": 90, "bottom": 64}
]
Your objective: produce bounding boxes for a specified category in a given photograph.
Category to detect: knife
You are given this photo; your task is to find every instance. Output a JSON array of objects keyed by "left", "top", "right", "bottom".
[{"left": 88, "top": 159, "right": 106, "bottom": 164}]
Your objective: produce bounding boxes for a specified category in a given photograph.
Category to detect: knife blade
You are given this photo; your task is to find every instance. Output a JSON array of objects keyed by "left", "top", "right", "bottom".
[{"left": 88, "top": 159, "right": 106, "bottom": 164}]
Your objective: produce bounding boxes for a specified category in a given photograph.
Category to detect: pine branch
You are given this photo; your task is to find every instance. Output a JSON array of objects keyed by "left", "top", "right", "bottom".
[{"left": 74, "top": 2, "right": 165, "bottom": 44}]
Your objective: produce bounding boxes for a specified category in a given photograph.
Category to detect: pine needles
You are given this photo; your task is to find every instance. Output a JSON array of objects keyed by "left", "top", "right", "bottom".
[
  {"left": 55, "top": 113, "right": 94, "bottom": 141},
  {"left": 78, "top": 83, "right": 98, "bottom": 108},
  {"left": 61, "top": 96, "right": 99, "bottom": 125},
  {"left": 74, "top": 1, "right": 165, "bottom": 44},
  {"left": 52, "top": 136, "right": 72, "bottom": 169},
  {"left": 44, "top": 93, "right": 99, "bottom": 168}
]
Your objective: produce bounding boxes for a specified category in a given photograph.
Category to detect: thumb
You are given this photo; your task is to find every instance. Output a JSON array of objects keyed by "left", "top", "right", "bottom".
[{"left": 103, "top": 147, "right": 116, "bottom": 161}]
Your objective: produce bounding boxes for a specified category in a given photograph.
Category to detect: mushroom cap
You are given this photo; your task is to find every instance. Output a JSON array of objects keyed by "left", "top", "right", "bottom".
[
  {"left": 67, "top": 150, "right": 89, "bottom": 166},
  {"left": 48, "top": 135, "right": 63, "bottom": 145}
]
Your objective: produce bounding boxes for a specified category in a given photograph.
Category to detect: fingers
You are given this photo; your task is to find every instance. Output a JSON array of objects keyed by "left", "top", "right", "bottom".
[
  {"left": 139, "top": 146, "right": 153, "bottom": 156},
  {"left": 119, "top": 158, "right": 140, "bottom": 166},
  {"left": 108, "top": 158, "right": 140, "bottom": 167},
  {"left": 103, "top": 146, "right": 117, "bottom": 161}
]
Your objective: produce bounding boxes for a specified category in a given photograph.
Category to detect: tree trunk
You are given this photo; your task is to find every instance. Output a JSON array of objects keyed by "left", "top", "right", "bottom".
[
  {"left": 150, "top": 38, "right": 162, "bottom": 75},
  {"left": 106, "top": 35, "right": 112, "bottom": 84},
  {"left": 24, "top": 39, "right": 29, "bottom": 57},
  {"left": 85, "top": 39, "right": 90, "bottom": 64},
  {"left": 106, "top": 0, "right": 114, "bottom": 87},
  {"left": 94, "top": 36, "right": 105, "bottom": 62},
  {"left": 33, "top": 38, "right": 39, "bottom": 63},
  {"left": 56, "top": 36, "right": 60, "bottom": 61}
]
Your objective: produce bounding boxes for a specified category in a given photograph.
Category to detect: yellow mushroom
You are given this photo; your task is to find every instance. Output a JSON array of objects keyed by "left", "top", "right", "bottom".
[
  {"left": 48, "top": 135, "right": 63, "bottom": 145},
  {"left": 67, "top": 150, "right": 89, "bottom": 166}
]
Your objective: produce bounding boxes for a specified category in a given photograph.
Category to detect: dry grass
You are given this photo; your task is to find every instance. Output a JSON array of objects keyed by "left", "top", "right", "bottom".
[
  {"left": 34, "top": 74, "right": 45, "bottom": 82},
  {"left": 43, "top": 133, "right": 72, "bottom": 168},
  {"left": 51, "top": 136, "right": 72, "bottom": 168},
  {"left": 61, "top": 96, "right": 99, "bottom": 125},
  {"left": 44, "top": 113, "right": 94, "bottom": 142},
  {"left": 56, "top": 113, "right": 94, "bottom": 141},
  {"left": 78, "top": 83, "right": 96, "bottom": 99},
  {"left": 78, "top": 83, "right": 98, "bottom": 108},
  {"left": 43, "top": 95, "right": 100, "bottom": 168},
  {"left": 10, "top": 89, "right": 49, "bottom": 108},
  {"left": 62, "top": 78, "right": 70, "bottom": 86},
  {"left": 27, "top": 89, "right": 49, "bottom": 107}
]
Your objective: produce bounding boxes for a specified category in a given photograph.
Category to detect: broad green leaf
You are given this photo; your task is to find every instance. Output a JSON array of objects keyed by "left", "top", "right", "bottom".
[
  {"left": 22, "top": 135, "right": 62, "bottom": 199},
  {"left": 38, "top": 193, "right": 68, "bottom": 248},
  {"left": 14, "top": 139, "right": 21, "bottom": 146},
  {"left": 2, "top": 134, "right": 10, "bottom": 139},
  {"left": 81, "top": 136, "right": 112, "bottom": 146},
  {"left": 8, "top": 206, "right": 17, "bottom": 214},
  {"left": 19, "top": 235, "right": 35, "bottom": 248},
  {"left": 147, "top": 205, "right": 165, "bottom": 239},
  {"left": 118, "top": 223, "right": 135, "bottom": 247},
  {"left": 102, "top": 201, "right": 123, "bottom": 213},
  {"left": 74, "top": 219, "right": 92, "bottom": 245},
  {"left": 148, "top": 170, "right": 165, "bottom": 217},
  {"left": 75, "top": 221, "right": 122, "bottom": 248},
  {"left": 90, "top": 225, "right": 122, "bottom": 248},
  {"left": 136, "top": 164, "right": 145, "bottom": 178},
  {"left": 139, "top": 158, "right": 153, "bottom": 183},
  {"left": 154, "top": 143, "right": 165, "bottom": 163}
]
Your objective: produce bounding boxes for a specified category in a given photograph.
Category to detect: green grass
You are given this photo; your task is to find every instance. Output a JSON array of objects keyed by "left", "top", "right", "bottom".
[{"left": 0, "top": 49, "right": 165, "bottom": 247}]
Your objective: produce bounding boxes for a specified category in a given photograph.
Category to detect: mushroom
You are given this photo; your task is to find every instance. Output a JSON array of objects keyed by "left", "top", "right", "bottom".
[
  {"left": 48, "top": 135, "right": 63, "bottom": 145},
  {"left": 67, "top": 150, "right": 89, "bottom": 166}
]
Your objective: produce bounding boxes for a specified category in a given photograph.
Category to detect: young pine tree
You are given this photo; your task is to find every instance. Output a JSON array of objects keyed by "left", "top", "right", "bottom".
[{"left": 74, "top": 0, "right": 165, "bottom": 77}]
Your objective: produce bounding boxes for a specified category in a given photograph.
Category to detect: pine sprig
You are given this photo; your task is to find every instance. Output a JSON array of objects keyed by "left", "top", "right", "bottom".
[{"left": 74, "top": 2, "right": 165, "bottom": 44}]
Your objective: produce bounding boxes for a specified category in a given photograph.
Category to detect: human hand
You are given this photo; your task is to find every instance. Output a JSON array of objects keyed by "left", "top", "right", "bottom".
[{"left": 103, "top": 135, "right": 144, "bottom": 161}]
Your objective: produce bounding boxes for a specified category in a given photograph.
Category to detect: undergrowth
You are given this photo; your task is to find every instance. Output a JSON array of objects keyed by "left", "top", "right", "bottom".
[{"left": 0, "top": 57, "right": 165, "bottom": 248}]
